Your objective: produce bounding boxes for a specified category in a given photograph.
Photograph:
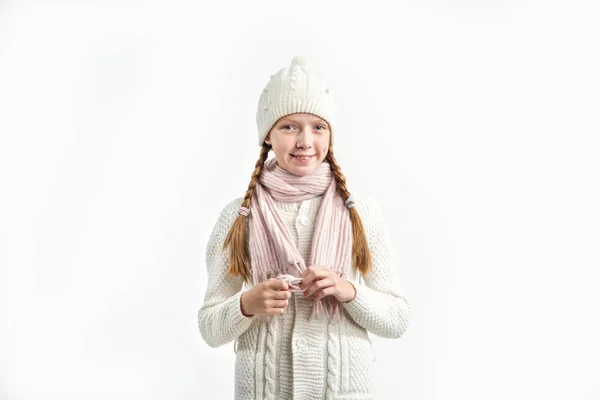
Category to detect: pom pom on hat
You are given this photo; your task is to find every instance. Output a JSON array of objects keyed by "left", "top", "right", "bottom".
[
  {"left": 256, "top": 56, "right": 336, "bottom": 146},
  {"left": 291, "top": 56, "right": 311, "bottom": 69}
]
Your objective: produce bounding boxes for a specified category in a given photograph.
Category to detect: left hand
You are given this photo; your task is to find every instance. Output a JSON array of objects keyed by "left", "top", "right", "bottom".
[{"left": 300, "top": 266, "right": 356, "bottom": 303}]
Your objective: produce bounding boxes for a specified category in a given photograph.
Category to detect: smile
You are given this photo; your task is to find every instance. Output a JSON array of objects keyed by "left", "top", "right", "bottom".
[{"left": 291, "top": 155, "right": 315, "bottom": 162}]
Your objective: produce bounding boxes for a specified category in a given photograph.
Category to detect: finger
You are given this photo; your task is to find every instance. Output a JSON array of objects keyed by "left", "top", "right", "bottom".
[
  {"left": 266, "top": 279, "right": 289, "bottom": 291},
  {"left": 301, "top": 266, "right": 315, "bottom": 278},
  {"left": 301, "top": 265, "right": 327, "bottom": 279},
  {"left": 301, "top": 269, "right": 332, "bottom": 290},
  {"left": 304, "top": 277, "right": 335, "bottom": 298},
  {"left": 301, "top": 273, "right": 313, "bottom": 289},
  {"left": 272, "top": 290, "right": 292, "bottom": 300},
  {"left": 314, "top": 286, "right": 337, "bottom": 300},
  {"left": 266, "top": 307, "right": 287, "bottom": 315},
  {"left": 266, "top": 299, "right": 289, "bottom": 309}
]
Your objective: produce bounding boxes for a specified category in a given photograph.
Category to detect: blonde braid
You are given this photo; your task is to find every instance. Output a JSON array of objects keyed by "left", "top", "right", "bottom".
[
  {"left": 326, "top": 145, "right": 372, "bottom": 275},
  {"left": 223, "top": 143, "right": 271, "bottom": 282}
]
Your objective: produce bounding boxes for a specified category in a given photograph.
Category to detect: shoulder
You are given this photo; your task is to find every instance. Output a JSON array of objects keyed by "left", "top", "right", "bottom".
[
  {"left": 208, "top": 197, "right": 245, "bottom": 240},
  {"left": 349, "top": 192, "right": 388, "bottom": 239},
  {"left": 350, "top": 193, "right": 384, "bottom": 223},
  {"left": 218, "top": 197, "right": 245, "bottom": 221}
]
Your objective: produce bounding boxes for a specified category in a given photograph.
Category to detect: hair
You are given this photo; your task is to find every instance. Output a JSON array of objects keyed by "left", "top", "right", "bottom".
[
  {"left": 222, "top": 142, "right": 271, "bottom": 283},
  {"left": 324, "top": 143, "right": 372, "bottom": 275},
  {"left": 223, "top": 135, "right": 372, "bottom": 282}
]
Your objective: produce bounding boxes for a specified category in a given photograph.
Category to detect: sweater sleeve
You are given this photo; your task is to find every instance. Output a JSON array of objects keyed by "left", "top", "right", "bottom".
[
  {"left": 197, "top": 198, "right": 255, "bottom": 348},
  {"left": 341, "top": 195, "right": 412, "bottom": 339}
]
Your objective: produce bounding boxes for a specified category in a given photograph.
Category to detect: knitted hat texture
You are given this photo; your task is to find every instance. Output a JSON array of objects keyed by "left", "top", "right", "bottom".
[{"left": 256, "top": 56, "right": 336, "bottom": 146}]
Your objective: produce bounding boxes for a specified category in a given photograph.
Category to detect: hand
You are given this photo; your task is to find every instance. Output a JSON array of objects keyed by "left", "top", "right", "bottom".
[
  {"left": 240, "top": 278, "right": 292, "bottom": 317},
  {"left": 300, "top": 266, "right": 356, "bottom": 303}
]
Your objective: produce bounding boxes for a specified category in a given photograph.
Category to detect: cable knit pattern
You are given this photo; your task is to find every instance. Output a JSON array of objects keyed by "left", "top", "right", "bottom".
[
  {"left": 254, "top": 320, "right": 267, "bottom": 399},
  {"left": 264, "top": 317, "right": 278, "bottom": 399},
  {"left": 327, "top": 319, "right": 341, "bottom": 399},
  {"left": 198, "top": 193, "right": 411, "bottom": 400}
]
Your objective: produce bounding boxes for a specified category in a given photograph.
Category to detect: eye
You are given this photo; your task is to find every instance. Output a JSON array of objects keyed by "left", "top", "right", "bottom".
[
  {"left": 282, "top": 124, "right": 294, "bottom": 131},
  {"left": 316, "top": 125, "right": 328, "bottom": 131}
]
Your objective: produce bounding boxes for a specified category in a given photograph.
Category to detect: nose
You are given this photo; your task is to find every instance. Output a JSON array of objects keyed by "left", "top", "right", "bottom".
[{"left": 296, "top": 126, "right": 313, "bottom": 149}]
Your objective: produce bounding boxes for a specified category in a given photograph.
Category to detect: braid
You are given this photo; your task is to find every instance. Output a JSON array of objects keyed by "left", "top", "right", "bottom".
[
  {"left": 326, "top": 145, "right": 372, "bottom": 275},
  {"left": 223, "top": 143, "right": 271, "bottom": 282}
]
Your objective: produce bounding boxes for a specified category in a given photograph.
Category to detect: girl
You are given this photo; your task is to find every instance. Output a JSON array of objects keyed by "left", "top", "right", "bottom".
[{"left": 198, "top": 56, "right": 411, "bottom": 400}]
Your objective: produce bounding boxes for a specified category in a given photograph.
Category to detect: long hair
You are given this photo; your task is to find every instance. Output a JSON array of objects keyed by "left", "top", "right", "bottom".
[
  {"left": 222, "top": 142, "right": 271, "bottom": 283},
  {"left": 325, "top": 143, "right": 371, "bottom": 275},
  {"left": 223, "top": 142, "right": 371, "bottom": 282}
]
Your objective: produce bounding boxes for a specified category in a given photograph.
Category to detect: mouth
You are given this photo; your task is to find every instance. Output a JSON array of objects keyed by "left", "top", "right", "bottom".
[{"left": 291, "top": 154, "right": 315, "bottom": 161}]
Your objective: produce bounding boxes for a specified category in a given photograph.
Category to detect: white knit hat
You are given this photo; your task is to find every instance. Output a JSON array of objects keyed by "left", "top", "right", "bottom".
[{"left": 256, "top": 56, "right": 336, "bottom": 146}]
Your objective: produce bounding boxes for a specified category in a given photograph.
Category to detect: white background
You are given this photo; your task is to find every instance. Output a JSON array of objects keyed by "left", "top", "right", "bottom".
[{"left": 1, "top": 0, "right": 599, "bottom": 399}]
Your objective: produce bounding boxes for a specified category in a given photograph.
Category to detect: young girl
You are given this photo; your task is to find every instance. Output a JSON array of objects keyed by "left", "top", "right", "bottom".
[{"left": 198, "top": 56, "right": 411, "bottom": 400}]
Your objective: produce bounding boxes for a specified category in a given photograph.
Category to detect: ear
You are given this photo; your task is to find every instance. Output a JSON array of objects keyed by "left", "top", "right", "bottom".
[{"left": 264, "top": 134, "right": 271, "bottom": 145}]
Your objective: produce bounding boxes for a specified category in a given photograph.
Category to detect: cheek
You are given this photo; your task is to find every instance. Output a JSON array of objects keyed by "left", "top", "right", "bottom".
[
  {"left": 273, "top": 138, "right": 293, "bottom": 151},
  {"left": 273, "top": 143, "right": 292, "bottom": 159},
  {"left": 317, "top": 137, "right": 330, "bottom": 153},
  {"left": 269, "top": 139, "right": 282, "bottom": 151}
]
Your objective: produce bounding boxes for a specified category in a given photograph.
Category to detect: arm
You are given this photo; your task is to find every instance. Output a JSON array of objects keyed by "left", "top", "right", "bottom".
[
  {"left": 197, "top": 198, "right": 255, "bottom": 348},
  {"left": 341, "top": 195, "right": 412, "bottom": 339}
]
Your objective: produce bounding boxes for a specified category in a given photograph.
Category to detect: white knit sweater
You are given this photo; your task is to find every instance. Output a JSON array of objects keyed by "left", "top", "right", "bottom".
[{"left": 198, "top": 193, "right": 411, "bottom": 400}]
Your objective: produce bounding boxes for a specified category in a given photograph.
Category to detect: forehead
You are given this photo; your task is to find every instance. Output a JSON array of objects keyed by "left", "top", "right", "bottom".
[{"left": 279, "top": 113, "right": 328, "bottom": 125}]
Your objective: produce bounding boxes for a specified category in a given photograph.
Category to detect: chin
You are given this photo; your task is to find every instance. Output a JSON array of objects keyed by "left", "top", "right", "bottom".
[{"left": 280, "top": 157, "right": 324, "bottom": 176}]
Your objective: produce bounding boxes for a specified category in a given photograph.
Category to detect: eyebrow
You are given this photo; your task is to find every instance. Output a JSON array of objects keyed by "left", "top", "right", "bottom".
[{"left": 281, "top": 116, "right": 328, "bottom": 125}]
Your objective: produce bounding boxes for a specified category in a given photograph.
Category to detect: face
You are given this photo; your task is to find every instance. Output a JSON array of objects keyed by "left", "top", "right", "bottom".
[{"left": 265, "top": 113, "right": 331, "bottom": 177}]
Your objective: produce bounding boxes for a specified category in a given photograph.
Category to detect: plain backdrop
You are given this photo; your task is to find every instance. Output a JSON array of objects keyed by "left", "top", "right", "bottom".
[{"left": 1, "top": 1, "right": 599, "bottom": 399}]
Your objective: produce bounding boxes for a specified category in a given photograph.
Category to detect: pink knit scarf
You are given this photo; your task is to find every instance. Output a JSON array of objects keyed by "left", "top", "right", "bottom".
[{"left": 248, "top": 157, "right": 352, "bottom": 319}]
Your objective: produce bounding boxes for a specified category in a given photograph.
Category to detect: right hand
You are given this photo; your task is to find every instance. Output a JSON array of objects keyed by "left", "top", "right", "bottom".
[{"left": 240, "top": 278, "right": 292, "bottom": 317}]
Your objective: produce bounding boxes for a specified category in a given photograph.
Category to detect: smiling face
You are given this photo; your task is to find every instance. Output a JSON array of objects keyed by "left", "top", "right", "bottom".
[{"left": 264, "top": 113, "right": 331, "bottom": 177}]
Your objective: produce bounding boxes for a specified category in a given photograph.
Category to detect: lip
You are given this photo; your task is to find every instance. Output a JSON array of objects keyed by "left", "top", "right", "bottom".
[
  {"left": 291, "top": 154, "right": 315, "bottom": 157},
  {"left": 291, "top": 154, "right": 315, "bottom": 164}
]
